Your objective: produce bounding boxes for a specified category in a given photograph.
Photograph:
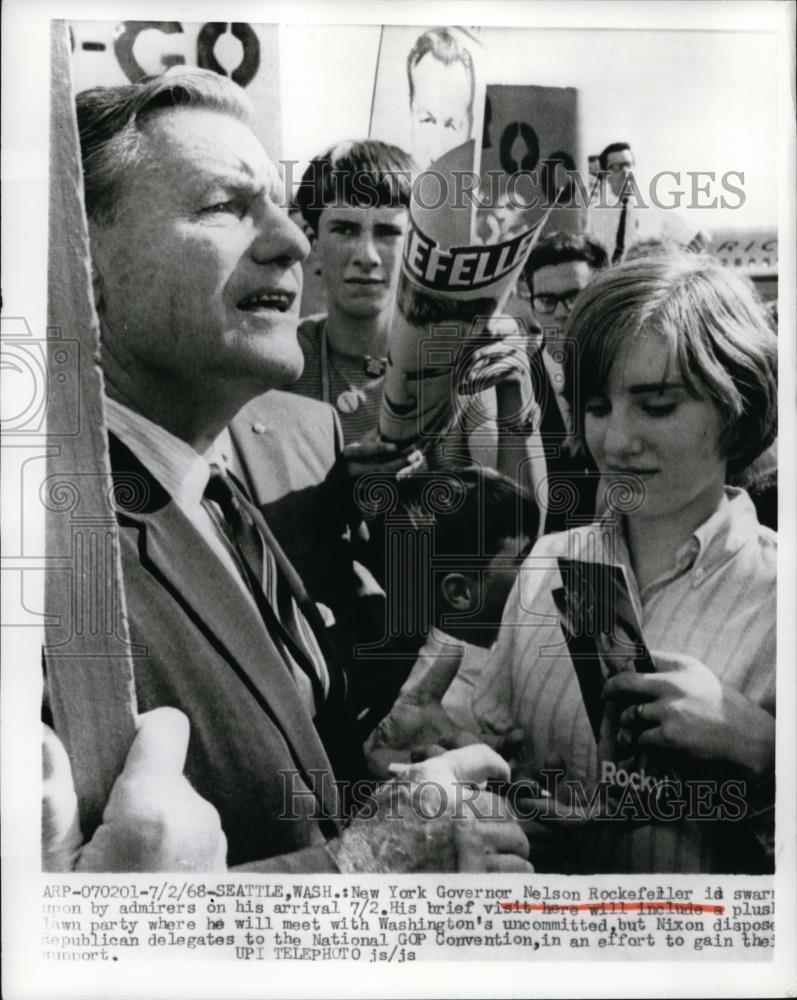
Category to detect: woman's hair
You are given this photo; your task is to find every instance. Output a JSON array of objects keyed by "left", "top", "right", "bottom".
[{"left": 563, "top": 251, "right": 777, "bottom": 473}]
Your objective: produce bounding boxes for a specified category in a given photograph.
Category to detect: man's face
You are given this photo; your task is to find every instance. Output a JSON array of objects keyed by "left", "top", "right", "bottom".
[
  {"left": 530, "top": 260, "right": 595, "bottom": 350},
  {"left": 605, "top": 148, "right": 635, "bottom": 199},
  {"left": 90, "top": 107, "right": 310, "bottom": 396},
  {"left": 314, "top": 205, "right": 407, "bottom": 324},
  {"left": 409, "top": 54, "right": 473, "bottom": 169},
  {"left": 443, "top": 533, "right": 532, "bottom": 648}
]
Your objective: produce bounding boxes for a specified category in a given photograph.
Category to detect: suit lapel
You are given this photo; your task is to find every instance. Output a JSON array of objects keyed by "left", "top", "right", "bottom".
[
  {"left": 229, "top": 403, "right": 365, "bottom": 783},
  {"left": 108, "top": 434, "right": 341, "bottom": 828}
]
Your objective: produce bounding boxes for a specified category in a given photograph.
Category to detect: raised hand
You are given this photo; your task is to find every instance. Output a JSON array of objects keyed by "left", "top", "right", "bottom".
[
  {"left": 459, "top": 316, "right": 533, "bottom": 397},
  {"left": 76, "top": 708, "right": 227, "bottom": 872},
  {"left": 42, "top": 723, "right": 83, "bottom": 872},
  {"left": 364, "top": 643, "right": 487, "bottom": 777}
]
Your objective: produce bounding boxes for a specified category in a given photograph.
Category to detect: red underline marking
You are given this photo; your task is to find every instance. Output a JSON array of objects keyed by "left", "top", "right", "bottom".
[{"left": 500, "top": 901, "right": 725, "bottom": 914}]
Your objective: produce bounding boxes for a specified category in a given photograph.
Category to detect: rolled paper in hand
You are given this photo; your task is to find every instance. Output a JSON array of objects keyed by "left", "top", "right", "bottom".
[{"left": 379, "top": 140, "right": 553, "bottom": 449}]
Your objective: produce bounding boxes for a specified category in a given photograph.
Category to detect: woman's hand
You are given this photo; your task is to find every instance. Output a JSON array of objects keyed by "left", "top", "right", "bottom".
[{"left": 603, "top": 650, "right": 775, "bottom": 779}]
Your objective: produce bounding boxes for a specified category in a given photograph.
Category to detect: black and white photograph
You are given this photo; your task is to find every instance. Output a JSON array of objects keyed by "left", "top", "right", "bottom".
[{"left": 2, "top": 1, "right": 795, "bottom": 997}]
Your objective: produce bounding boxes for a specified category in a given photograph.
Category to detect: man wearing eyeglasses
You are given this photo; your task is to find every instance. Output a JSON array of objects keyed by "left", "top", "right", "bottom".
[
  {"left": 524, "top": 232, "right": 608, "bottom": 532},
  {"left": 602, "top": 142, "right": 636, "bottom": 199},
  {"left": 590, "top": 142, "right": 637, "bottom": 262},
  {"left": 591, "top": 141, "right": 703, "bottom": 260}
]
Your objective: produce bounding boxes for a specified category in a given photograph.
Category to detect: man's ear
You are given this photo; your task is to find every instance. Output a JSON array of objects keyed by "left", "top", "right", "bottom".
[{"left": 440, "top": 572, "right": 479, "bottom": 612}]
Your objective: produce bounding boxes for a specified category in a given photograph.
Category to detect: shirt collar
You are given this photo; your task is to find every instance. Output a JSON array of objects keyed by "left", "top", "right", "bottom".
[
  {"left": 211, "top": 427, "right": 243, "bottom": 480},
  {"left": 428, "top": 625, "right": 466, "bottom": 651},
  {"left": 104, "top": 397, "right": 215, "bottom": 511},
  {"left": 599, "top": 486, "right": 757, "bottom": 589},
  {"left": 684, "top": 487, "right": 758, "bottom": 583}
]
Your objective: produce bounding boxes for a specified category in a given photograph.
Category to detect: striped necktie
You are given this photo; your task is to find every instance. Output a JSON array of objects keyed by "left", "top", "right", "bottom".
[{"left": 203, "top": 465, "right": 330, "bottom": 708}]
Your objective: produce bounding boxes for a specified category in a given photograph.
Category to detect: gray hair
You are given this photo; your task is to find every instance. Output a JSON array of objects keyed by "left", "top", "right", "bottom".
[{"left": 75, "top": 67, "right": 255, "bottom": 225}]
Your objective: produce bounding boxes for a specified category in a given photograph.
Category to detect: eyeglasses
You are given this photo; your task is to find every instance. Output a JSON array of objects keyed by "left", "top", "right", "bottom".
[
  {"left": 531, "top": 289, "right": 582, "bottom": 315},
  {"left": 607, "top": 161, "right": 635, "bottom": 175}
]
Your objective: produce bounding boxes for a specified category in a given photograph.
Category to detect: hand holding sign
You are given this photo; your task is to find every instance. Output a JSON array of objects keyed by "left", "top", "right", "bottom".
[
  {"left": 605, "top": 650, "right": 775, "bottom": 779},
  {"left": 379, "top": 142, "right": 552, "bottom": 453},
  {"left": 76, "top": 709, "right": 227, "bottom": 872}
]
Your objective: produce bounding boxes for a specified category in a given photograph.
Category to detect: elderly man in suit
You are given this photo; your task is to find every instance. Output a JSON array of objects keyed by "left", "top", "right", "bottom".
[{"left": 50, "top": 67, "right": 532, "bottom": 873}]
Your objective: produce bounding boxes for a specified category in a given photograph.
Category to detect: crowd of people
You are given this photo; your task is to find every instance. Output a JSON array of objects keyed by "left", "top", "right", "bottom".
[{"left": 42, "top": 66, "right": 777, "bottom": 876}]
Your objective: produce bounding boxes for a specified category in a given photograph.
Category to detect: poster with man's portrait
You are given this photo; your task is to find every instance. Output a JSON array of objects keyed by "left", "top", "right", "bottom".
[{"left": 369, "top": 25, "right": 485, "bottom": 174}]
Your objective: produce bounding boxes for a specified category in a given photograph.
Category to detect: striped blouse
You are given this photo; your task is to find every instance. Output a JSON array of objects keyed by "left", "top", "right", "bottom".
[{"left": 471, "top": 488, "right": 776, "bottom": 873}]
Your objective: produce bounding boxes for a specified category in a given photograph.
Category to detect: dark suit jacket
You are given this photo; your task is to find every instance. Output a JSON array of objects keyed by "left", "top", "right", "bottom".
[
  {"left": 230, "top": 393, "right": 394, "bottom": 734},
  {"left": 111, "top": 391, "right": 368, "bottom": 869},
  {"left": 530, "top": 349, "right": 600, "bottom": 534},
  {"left": 231, "top": 393, "right": 364, "bottom": 628}
]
